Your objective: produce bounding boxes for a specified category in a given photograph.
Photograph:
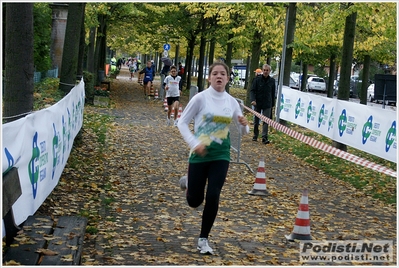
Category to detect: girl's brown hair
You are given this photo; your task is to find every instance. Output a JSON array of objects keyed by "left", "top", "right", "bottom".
[{"left": 208, "top": 61, "right": 229, "bottom": 75}]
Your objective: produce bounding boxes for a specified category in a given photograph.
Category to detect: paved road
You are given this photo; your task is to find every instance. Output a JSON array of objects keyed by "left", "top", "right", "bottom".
[{"left": 45, "top": 66, "right": 398, "bottom": 265}]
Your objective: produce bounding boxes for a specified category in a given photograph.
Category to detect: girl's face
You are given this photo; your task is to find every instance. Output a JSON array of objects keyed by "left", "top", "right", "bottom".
[{"left": 209, "top": 65, "right": 229, "bottom": 92}]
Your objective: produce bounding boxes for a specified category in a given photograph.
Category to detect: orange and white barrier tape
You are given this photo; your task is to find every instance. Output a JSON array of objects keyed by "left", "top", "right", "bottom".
[{"left": 243, "top": 105, "right": 397, "bottom": 178}]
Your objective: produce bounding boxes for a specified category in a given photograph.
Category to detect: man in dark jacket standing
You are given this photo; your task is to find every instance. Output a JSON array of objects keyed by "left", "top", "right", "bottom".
[{"left": 250, "top": 64, "right": 276, "bottom": 144}]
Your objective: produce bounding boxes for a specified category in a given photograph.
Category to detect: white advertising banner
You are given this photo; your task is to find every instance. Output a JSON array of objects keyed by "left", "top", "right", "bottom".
[
  {"left": 279, "top": 86, "right": 397, "bottom": 163},
  {"left": 334, "top": 99, "right": 397, "bottom": 163},
  {"left": 2, "top": 80, "right": 85, "bottom": 229}
]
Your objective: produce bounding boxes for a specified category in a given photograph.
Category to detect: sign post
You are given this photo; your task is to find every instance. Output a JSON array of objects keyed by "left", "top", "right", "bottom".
[
  {"left": 163, "top": 43, "right": 170, "bottom": 58},
  {"left": 163, "top": 43, "right": 170, "bottom": 51}
]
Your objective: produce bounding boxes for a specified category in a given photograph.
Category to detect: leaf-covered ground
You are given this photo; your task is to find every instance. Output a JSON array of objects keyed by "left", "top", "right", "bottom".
[{"left": 35, "top": 66, "right": 396, "bottom": 266}]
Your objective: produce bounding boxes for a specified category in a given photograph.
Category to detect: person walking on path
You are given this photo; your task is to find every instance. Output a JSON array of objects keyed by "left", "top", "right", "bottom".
[
  {"left": 178, "top": 62, "right": 184, "bottom": 77},
  {"left": 250, "top": 68, "right": 263, "bottom": 123},
  {"left": 164, "top": 65, "right": 182, "bottom": 126},
  {"left": 250, "top": 64, "right": 276, "bottom": 144},
  {"left": 177, "top": 62, "right": 249, "bottom": 255},
  {"left": 139, "top": 60, "right": 155, "bottom": 98}
]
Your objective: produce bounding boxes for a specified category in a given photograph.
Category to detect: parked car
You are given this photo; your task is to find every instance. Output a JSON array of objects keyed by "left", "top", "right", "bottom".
[
  {"left": 367, "top": 84, "right": 375, "bottom": 102},
  {"left": 333, "top": 79, "right": 356, "bottom": 98},
  {"left": 272, "top": 74, "right": 298, "bottom": 89},
  {"left": 290, "top": 73, "right": 300, "bottom": 89},
  {"left": 307, "top": 77, "right": 326, "bottom": 92}
]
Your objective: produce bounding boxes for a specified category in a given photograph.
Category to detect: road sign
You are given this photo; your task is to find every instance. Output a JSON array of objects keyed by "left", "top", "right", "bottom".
[
  {"left": 163, "top": 50, "right": 168, "bottom": 57},
  {"left": 163, "top": 44, "right": 170, "bottom": 51}
]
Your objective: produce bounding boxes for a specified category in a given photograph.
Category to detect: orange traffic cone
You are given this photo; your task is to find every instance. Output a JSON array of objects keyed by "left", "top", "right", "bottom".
[
  {"left": 150, "top": 84, "right": 154, "bottom": 96},
  {"left": 285, "top": 189, "right": 312, "bottom": 241},
  {"left": 154, "top": 88, "right": 159, "bottom": 99},
  {"left": 248, "top": 158, "right": 268, "bottom": 196},
  {"left": 138, "top": 74, "right": 143, "bottom": 85},
  {"left": 177, "top": 104, "right": 183, "bottom": 120},
  {"left": 164, "top": 98, "right": 168, "bottom": 112}
]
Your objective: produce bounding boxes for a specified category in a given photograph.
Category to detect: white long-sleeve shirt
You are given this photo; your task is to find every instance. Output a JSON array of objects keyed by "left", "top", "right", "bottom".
[
  {"left": 164, "top": 75, "right": 182, "bottom": 97},
  {"left": 177, "top": 86, "right": 249, "bottom": 163}
]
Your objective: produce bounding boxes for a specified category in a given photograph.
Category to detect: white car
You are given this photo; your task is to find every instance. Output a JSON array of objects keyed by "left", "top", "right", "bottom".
[
  {"left": 367, "top": 84, "right": 374, "bottom": 102},
  {"left": 307, "top": 77, "right": 326, "bottom": 92}
]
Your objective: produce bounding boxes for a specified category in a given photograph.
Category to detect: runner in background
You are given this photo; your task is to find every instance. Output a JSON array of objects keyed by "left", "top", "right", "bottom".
[
  {"left": 139, "top": 60, "right": 155, "bottom": 98},
  {"left": 164, "top": 65, "right": 182, "bottom": 126},
  {"left": 129, "top": 61, "right": 135, "bottom": 80},
  {"left": 178, "top": 62, "right": 184, "bottom": 76},
  {"left": 160, "top": 64, "right": 171, "bottom": 102}
]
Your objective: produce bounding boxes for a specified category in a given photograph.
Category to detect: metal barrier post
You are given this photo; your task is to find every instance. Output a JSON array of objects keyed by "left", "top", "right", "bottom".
[{"left": 229, "top": 98, "right": 253, "bottom": 173}]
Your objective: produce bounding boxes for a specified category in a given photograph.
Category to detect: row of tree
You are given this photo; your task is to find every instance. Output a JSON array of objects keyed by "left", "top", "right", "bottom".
[{"left": 3, "top": 3, "right": 396, "bottom": 129}]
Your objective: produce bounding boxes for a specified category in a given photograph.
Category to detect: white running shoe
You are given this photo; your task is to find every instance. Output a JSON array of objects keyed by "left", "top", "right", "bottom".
[
  {"left": 197, "top": 238, "right": 213, "bottom": 255},
  {"left": 174, "top": 119, "right": 179, "bottom": 126},
  {"left": 179, "top": 176, "right": 188, "bottom": 190}
]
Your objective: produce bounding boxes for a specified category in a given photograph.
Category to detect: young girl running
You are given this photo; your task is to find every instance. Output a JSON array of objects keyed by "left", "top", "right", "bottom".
[{"left": 177, "top": 62, "right": 249, "bottom": 254}]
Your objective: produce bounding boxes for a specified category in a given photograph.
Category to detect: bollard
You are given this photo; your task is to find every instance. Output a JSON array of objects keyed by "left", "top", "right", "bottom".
[{"left": 189, "top": 85, "right": 198, "bottom": 101}]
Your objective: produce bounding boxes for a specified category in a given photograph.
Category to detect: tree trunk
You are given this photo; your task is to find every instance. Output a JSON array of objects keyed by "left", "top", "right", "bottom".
[
  {"left": 244, "top": 55, "right": 251, "bottom": 89},
  {"left": 174, "top": 44, "right": 179, "bottom": 67},
  {"left": 94, "top": 14, "right": 107, "bottom": 85},
  {"left": 224, "top": 32, "right": 234, "bottom": 93},
  {"left": 359, "top": 54, "right": 371, "bottom": 105},
  {"left": 76, "top": 3, "right": 86, "bottom": 81},
  {"left": 86, "top": 27, "right": 96, "bottom": 73},
  {"left": 246, "top": 30, "right": 262, "bottom": 106},
  {"left": 208, "top": 37, "right": 215, "bottom": 66},
  {"left": 99, "top": 37, "right": 107, "bottom": 70},
  {"left": 283, "top": 3, "right": 296, "bottom": 87},
  {"left": 337, "top": 11, "right": 357, "bottom": 101},
  {"left": 2, "top": 5, "right": 6, "bottom": 72},
  {"left": 185, "top": 33, "right": 196, "bottom": 90},
  {"left": 334, "top": 10, "right": 357, "bottom": 152},
  {"left": 59, "top": 3, "right": 84, "bottom": 94},
  {"left": 301, "top": 64, "right": 308, "bottom": 92},
  {"left": 327, "top": 54, "right": 336, "bottom": 98},
  {"left": 197, "top": 18, "right": 207, "bottom": 92},
  {"left": 4, "top": 3, "right": 34, "bottom": 123}
]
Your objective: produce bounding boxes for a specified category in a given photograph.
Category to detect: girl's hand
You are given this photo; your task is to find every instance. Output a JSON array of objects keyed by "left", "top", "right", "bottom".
[
  {"left": 238, "top": 115, "right": 248, "bottom": 127},
  {"left": 194, "top": 144, "right": 207, "bottom": 157}
]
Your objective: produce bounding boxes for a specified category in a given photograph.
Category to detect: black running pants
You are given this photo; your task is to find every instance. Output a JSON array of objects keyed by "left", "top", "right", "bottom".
[{"left": 186, "top": 160, "right": 229, "bottom": 239}]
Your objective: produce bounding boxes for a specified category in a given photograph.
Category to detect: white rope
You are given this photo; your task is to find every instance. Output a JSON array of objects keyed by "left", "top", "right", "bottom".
[
  {"left": 59, "top": 81, "right": 77, "bottom": 87},
  {"left": 3, "top": 111, "right": 33, "bottom": 120}
]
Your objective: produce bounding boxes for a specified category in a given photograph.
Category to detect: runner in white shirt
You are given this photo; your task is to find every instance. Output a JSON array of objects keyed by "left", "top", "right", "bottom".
[{"left": 164, "top": 65, "right": 182, "bottom": 126}]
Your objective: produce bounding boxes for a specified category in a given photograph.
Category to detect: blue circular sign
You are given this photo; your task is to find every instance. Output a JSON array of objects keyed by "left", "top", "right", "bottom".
[{"left": 163, "top": 44, "right": 170, "bottom": 51}]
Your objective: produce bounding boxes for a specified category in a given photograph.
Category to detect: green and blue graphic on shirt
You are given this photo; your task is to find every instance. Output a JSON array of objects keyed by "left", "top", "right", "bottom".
[{"left": 189, "top": 113, "right": 232, "bottom": 163}]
